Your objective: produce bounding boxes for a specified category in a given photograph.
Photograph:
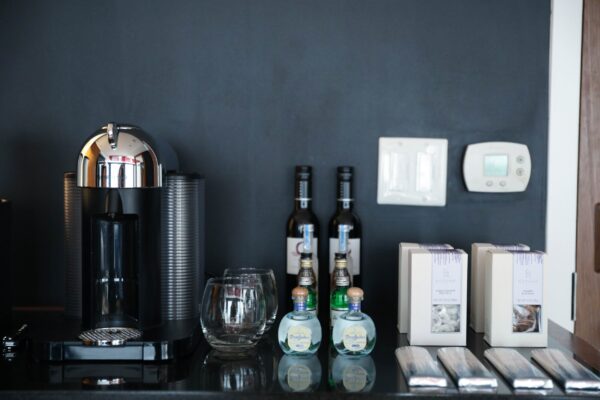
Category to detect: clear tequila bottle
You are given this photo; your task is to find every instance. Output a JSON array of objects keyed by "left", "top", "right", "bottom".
[
  {"left": 278, "top": 287, "right": 322, "bottom": 355},
  {"left": 332, "top": 287, "right": 376, "bottom": 355}
]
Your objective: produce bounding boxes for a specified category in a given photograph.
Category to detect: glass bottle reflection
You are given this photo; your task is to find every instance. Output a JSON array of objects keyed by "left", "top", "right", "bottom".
[
  {"left": 278, "top": 355, "right": 321, "bottom": 392},
  {"left": 200, "top": 350, "right": 267, "bottom": 392},
  {"left": 330, "top": 354, "right": 376, "bottom": 393}
]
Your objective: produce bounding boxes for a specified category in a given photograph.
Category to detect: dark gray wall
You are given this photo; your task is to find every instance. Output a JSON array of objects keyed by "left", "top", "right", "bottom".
[{"left": 0, "top": 0, "right": 549, "bottom": 317}]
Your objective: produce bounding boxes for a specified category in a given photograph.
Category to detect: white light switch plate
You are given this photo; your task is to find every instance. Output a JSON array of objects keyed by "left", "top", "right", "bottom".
[{"left": 377, "top": 137, "right": 448, "bottom": 206}]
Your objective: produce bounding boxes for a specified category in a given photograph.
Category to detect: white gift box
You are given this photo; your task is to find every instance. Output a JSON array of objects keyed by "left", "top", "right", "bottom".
[
  {"left": 484, "top": 249, "right": 547, "bottom": 347},
  {"left": 407, "top": 248, "right": 467, "bottom": 346},
  {"left": 398, "top": 243, "right": 453, "bottom": 333},
  {"left": 470, "top": 243, "right": 529, "bottom": 332}
]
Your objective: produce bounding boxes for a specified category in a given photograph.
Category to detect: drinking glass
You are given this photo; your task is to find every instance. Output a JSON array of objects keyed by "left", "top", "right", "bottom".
[
  {"left": 201, "top": 276, "right": 266, "bottom": 352},
  {"left": 223, "top": 268, "right": 278, "bottom": 332}
]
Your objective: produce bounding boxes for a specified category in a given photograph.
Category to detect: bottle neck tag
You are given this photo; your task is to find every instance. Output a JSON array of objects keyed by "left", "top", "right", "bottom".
[
  {"left": 296, "top": 198, "right": 311, "bottom": 209},
  {"left": 336, "top": 276, "right": 350, "bottom": 286},
  {"left": 299, "top": 276, "right": 314, "bottom": 286},
  {"left": 337, "top": 199, "right": 353, "bottom": 210},
  {"left": 294, "top": 301, "right": 307, "bottom": 312}
]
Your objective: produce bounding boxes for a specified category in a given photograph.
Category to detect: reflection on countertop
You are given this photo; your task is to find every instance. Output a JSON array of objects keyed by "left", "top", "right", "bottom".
[
  {"left": 0, "top": 314, "right": 598, "bottom": 399},
  {"left": 279, "top": 354, "right": 321, "bottom": 392},
  {"left": 329, "top": 353, "right": 375, "bottom": 393}
]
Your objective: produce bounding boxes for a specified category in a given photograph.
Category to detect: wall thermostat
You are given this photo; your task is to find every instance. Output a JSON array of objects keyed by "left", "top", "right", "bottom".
[{"left": 463, "top": 142, "right": 531, "bottom": 192}]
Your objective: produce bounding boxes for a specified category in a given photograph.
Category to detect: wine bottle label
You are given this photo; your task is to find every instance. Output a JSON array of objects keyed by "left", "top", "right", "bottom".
[
  {"left": 287, "top": 325, "right": 312, "bottom": 352},
  {"left": 512, "top": 251, "right": 544, "bottom": 333},
  {"left": 342, "top": 325, "right": 367, "bottom": 351},
  {"left": 342, "top": 365, "right": 368, "bottom": 392},
  {"left": 287, "top": 364, "right": 312, "bottom": 391},
  {"left": 330, "top": 308, "right": 346, "bottom": 328},
  {"left": 329, "top": 238, "right": 360, "bottom": 274},
  {"left": 287, "top": 237, "right": 318, "bottom": 276}
]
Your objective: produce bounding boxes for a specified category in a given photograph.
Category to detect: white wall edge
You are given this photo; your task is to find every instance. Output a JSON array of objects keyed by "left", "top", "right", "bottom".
[{"left": 546, "top": 0, "right": 583, "bottom": 332}]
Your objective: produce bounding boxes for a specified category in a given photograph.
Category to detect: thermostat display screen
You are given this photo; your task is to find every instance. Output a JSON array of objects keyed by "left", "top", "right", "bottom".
[{"left": 483, "top": 154, "right": 508, "bottom": 177}]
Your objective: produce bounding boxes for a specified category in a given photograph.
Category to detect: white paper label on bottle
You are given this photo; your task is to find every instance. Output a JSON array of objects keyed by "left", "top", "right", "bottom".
[
  {"left": 330, "top": 308, "right": 346, "bottom": 328},
  {"left": 431, "top": 251, "right": 462, "bottom": 305},
  {"left": 342, "top": 365, "right": 368, "bottom": 392},
  {"left": 287, "top": 325, "right": 312, "bottom": 352},
  {"left": 342, "top": 325, "right": 367, "bottom": 352},
  {"left": 335, "top": 275, "right": 350, "bottom": 286},
  {"left": 287, "top": 364, "right": 312, "bottom": 391},
  {"left": 329, "top": 238, "right": 360, "bottom": 274},
  {"left": 287, "top": 237, "right": 318, "bottom": 276},
  {"left": 298, "top": 276, "right": 314, "bottom": 286},
  {"left": 513, "top": 252, "right": 543, "bottom": 305}
]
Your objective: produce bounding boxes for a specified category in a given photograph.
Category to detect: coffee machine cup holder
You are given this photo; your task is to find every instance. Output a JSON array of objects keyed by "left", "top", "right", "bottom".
[{"left": 78, "top": 327, "right": 141, "bottom": 347}]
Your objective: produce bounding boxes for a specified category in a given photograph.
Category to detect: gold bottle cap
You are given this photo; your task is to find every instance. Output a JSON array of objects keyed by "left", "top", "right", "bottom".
[
  {"left": 347, "top": 287, "right": 364, "bottom": 300},
  {"left": 292, "top": 286, "right": 308, "bottom": 299}
]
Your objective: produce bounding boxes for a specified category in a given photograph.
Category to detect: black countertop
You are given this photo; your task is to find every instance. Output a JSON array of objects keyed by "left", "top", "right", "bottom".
[{"left": 1, "top": 313, "right": 599, "bottom": 399}]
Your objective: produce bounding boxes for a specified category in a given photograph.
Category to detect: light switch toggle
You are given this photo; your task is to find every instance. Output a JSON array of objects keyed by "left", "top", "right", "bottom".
[{"left": 377, "top": 137, "right": 448, "bottom": 206}]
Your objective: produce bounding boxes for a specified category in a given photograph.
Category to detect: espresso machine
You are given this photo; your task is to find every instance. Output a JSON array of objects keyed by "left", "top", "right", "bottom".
[{"left": 30, "top": 123, "right": 205, "bottom": 361}]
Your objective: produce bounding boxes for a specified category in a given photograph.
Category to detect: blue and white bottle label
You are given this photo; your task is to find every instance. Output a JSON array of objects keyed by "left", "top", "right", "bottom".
[
  {"left": 287, "top": 325, "right": 312, "bottom": 352},
  {"left": 342, "top": 325, "right": 367, "bottom": 351}
]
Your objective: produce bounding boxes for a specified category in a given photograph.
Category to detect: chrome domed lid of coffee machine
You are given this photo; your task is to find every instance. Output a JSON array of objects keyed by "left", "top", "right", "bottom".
[{"left": 77, "top": 123, "right": 162, "bottom": 188}]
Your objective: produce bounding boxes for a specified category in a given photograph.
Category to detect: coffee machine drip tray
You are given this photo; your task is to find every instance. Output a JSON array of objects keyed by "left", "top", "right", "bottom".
[
  {"left": 79, "top": 327, "right": 142, "bottom": 346},
  {"left": 27, "top": 315, "right": 201, "bottom": 362}
]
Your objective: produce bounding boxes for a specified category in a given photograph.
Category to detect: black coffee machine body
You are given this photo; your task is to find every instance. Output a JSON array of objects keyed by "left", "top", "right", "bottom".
[
  {"left": 30, "top": 123, "right": 204, "bottom": 361},
  {"left": 78, "top": 124, "right": 163, "bottom": 339}
]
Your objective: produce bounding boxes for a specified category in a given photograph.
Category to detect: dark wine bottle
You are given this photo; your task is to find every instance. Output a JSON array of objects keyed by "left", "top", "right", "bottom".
[
  {"left": 328, "top": 166, "right": 362, "bottom": 288},
  {"left": 286, "top": 166, "right": 319, "bottom": 313}
]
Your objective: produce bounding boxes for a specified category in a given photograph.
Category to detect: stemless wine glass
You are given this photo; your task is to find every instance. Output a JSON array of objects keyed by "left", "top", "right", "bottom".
[
  {"left": 223, "top": 268, "right": 278, "bottom": 332},
  {"left": 201, "top": 276, "right": 266, "bottom": 352}
]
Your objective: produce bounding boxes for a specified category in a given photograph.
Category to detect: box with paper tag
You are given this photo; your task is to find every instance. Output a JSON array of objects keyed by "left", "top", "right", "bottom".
[
  {"left": 398, "top": 243, "right": 453, "bottom": 333},
  {"left": 407, "top": 248, "right": 467, "bottom": 346},
  {"left": 484, "top": 249, "right": 547, "bottom": 347},
  {"left": 470, "top": 243, "right": 530, "bottom": 332}
]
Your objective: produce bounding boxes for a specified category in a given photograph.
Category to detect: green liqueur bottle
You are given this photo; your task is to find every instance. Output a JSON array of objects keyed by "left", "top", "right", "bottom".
[
  {"left": 330, "top": 224, "right": 351, "bottom": 329},
  {"left": 298, "top": 224, "right": 318, "bottom": 316}
]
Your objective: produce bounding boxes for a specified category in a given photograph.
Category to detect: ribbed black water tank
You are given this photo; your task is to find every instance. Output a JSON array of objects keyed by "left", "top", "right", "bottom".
[{"left": 161, "top": 172, "right": 205, "bottom": 321}]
